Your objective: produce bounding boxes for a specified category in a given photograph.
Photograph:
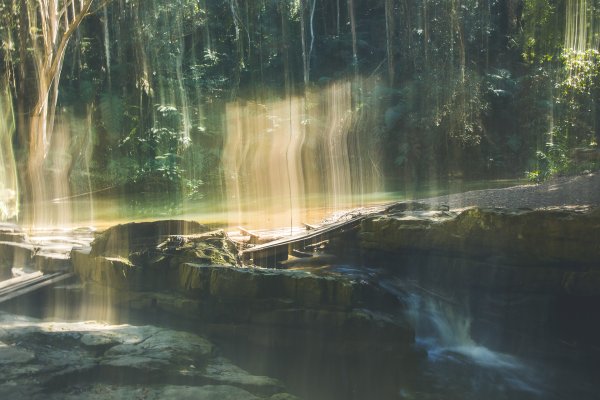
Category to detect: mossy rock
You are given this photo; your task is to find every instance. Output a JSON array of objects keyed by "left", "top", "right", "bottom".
[
  {"left": 89, "top": 220, "right": 210, "bottom": 258},
  {"left": 74, "top": 221, "right": 240, "bottom": 292},
  {"left": 360, "top": 207, "right": 600, "bottom": 267}
]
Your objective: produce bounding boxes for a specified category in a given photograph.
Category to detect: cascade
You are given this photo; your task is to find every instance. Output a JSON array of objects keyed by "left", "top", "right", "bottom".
[
  {"left": 564, "top": 0, "right": 596, "bottom": 53},
  {"left": 0, "top": 86, "right": 18, "bottom": 221},
  {"left": 103, "top": 5, "right": 111, "bottom": 88},
  {"left": 222, "top": 80, "right": 383, "bottom": 230}
]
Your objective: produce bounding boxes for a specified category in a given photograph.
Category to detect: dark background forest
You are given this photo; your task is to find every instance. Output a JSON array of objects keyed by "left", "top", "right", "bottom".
[{"left": 1, "top": 0, "right": 599, "bottom": 204}]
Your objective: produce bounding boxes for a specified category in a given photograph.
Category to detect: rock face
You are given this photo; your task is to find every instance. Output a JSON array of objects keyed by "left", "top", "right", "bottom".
[
  {"left": 0, "top": 312, "right": 296, "bottom": 400},
  {"left": 88, "top": 220, "right": 211, "bottom": 258},
  {"left": 0, "top": 224, "right": 92, "bottom": 279},
  {"left": 360, "top": 206, "right": 600, "bottom": 268},
  {"left": 71, "top": 220, "right": 414, "bottom": 360},
  {"left": 356, "top": 205, "right": 600, "bottom": 357},
  {"left": 0, "top": 242, "right": 34, "bottom": 280},
  {"left": 68, "top": 220, "right": 416, "bottom": 399},
  {"left": 0, "top": 225, "right": 31, "bottom": 279},
  {"left": 74, "top": 227, "right": 239, "bottom": 291},
  {"left": 358, "top": 206, "right": 600, "bottom": 293}
]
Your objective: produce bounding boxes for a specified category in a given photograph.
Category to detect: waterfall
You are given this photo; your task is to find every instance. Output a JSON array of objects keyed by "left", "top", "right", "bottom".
[
  {"left": 0, "top": 86, "right": 19, "bottom": 221},
  {"left": 564, "top": 0, "right": 597, "bottom": 53},
  {"left": 222, "top": 80, "right": 383, "bottom": 230},
  {"left": 103, "top": 5, "right": 111, "bottom": 88}
]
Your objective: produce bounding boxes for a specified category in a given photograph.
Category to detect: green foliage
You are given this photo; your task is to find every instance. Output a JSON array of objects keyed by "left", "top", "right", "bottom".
[
  {"left": 520, "top": 0, "right": 562, "bottom": 64},
  {"left": 6, "top": 0, "right": 600, "bottom": 195},
  {"left": 559, "top": 49, "right": 600, "bottom": 96},
  {"left": 527, "top": 141, "right": 571, "bottom": 182},
  {"left": 99, "top": 93, "right": 124, "bottom": 138},
  {"left": 112, "top": 104, "right": 201, "bottom": 197},
  {"left": 531, "top": 49, "right": 600, "bottom": 180},
  {"left": 440, "top": 70, "right": 488, "bottom": 147}
]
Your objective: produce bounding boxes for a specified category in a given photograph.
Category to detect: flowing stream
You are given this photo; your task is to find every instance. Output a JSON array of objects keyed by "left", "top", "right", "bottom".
[
  {"left": 377, "top": 275, "right": 596, "bottom": 400},
  {"left": 1, "top": 217, "right": 598, "bottom": 400}
]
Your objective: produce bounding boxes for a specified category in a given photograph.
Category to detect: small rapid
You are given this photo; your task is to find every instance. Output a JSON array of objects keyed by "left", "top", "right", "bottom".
[{"left": 379, "top": 276, "right": 595, "bottom": 400}]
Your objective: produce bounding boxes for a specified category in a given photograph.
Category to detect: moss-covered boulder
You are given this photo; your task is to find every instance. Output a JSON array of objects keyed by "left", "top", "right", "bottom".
[
  {"left": 74, "top": 223, "right": 240, "bottom": 291},
  {"left": 88, "top": 220, "right": 211, "bottom": 258}
]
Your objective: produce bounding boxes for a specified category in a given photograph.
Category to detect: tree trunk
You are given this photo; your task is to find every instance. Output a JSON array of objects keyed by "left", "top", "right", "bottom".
[
  {"left": 347, "top": 0, "right": 358, "bottom": 76},
  {"left": 24, "top": 0, "right": 96, "bottom": 224},
  {"left": 385, "top": 0, "right": 394, "bottom": 85},
  {"left": 300, "top": 0, "right": 309, "bottom": 86}
]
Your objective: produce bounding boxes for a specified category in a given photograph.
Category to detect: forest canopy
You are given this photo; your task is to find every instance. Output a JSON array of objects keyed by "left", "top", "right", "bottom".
[{"left": 1, "top": 0, "right": 599, "bottom": 213}]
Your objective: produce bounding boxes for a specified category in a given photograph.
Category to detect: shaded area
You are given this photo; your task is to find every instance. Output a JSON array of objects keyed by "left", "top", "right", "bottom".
[
  {"left": 419, "top": 172, "right": 600, "bottom": 209},
  {"left": 0, "top": 312, "right": 297, "bottom": 400}
]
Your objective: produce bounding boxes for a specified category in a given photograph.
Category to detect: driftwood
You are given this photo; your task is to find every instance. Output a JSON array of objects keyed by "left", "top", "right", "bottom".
[
  {"left": 0, "top": 272, "right": 74, "bottom": 304},
  {"left": 302, "top": 222, "right": 319, "bottom": 230},
  {"left": 238, "top": 226, "right": 260, "bottom": 243},
  {"left": 237, "top": 227, "right": 285, "bottom": 245},
  {"left": 241, "top": 216, "right": 362, "bottom": 267}
]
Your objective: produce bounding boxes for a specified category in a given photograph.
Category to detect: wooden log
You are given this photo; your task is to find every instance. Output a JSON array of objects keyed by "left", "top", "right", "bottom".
[
  {"left": 242, "top": 216, "right": 363, "bottom": 267},
  {"left": 0, "top": 271, "right": 43, "bottom": 290},
  {"left": 238, "top": 226, "right": 260, "bottom": 244},
  {"left": 302, "top": 223, "right": 319, "bottom": 230},
  {"left": 291, "top": 249, "right": 313, "bottom": 258},
  {"left": 0, "top": 272, "right": 74, "bottom": 304},
  {"left": 0, "top": 272, "right": 59, "bottom": 297}
]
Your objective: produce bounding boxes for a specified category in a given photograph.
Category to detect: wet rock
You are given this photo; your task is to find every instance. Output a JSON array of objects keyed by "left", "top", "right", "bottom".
[
  {"left": 357, "top": 207, "right": 600, "bottom": 314},
  {"left": 359, "top": 206, "right": 600, "bottom": 301},
  {"left": 89, "top": 220, "right": 211, "bottom": 258},
  {"left": 0, "top": 342, "right": 35, "bottom": 364},
  {"left": 75, "top": 261, "right": 412, "bottom": 359},
  {"left": 102, "top": 329, "right": 214, "bottom": 368},
  {"left": 0, "top": 312, "right": 294, "bottom": 400},
  {"left": 71, "top": 220, "right": 414, "bottom": 363},
  {"left": 0, "top": 242, "right": 35, "bottom": 278},
  {"left": 360, "top": 207, "right": 600, "bottom": 268},
  {"left": 73, "top": 228, "right": 240, "bottom": 291},
  {"left": 203, "top": 357, "right": 284, "bottom": 395},
  {"left": 0, "top": 224, "right": 26, "bottom": 243},
  {"left": 384, "top": 201, "right": 441, "bottom": 213},
  {"left": 357, "top": 206, "right": 600, "bottom": 358},
  {"left": 0, "top": 227, "right": 78, "bottom": 277},
  {"left": 176, "top": 263, "right": 385, "bottom": 308},
  {"left": 270, "top": 394, "right": 301, "bottom": 400},
  {"left": 562, "top": 270, "right": 600, "bottom": 296}
]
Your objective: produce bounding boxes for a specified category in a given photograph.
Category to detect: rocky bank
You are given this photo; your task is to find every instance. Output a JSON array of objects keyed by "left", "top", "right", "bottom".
[
  {"left": 68, "top": 220, "right": 415, "bottom": 396},
  {"left": 0, "top": 312, "right": 297, "bottom": 400},
  {"left": 350, "top": 204, "right": 600, "bottom": 360},
  {"left": 2, "top": 174, "right": 600, "bottom": 399}
]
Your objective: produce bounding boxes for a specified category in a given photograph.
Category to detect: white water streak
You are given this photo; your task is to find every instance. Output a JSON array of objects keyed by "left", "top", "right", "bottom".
[
  {"left": 0, "top": 86, "right": 19, "bottom": 221},
  {"left": 222, "top": 80, "right": 383, "bottom": 230}
]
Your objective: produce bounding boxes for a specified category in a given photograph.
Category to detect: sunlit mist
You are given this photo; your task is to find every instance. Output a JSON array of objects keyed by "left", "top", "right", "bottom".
[
  {"left": 0, "top": 85, "right": 18, "bottom": 221},
  {"left": 222, "top": 80, "right": 382, "bottom": 230},
  {"left": 22, "top": 109, "right": 96, "bottom": 230}
]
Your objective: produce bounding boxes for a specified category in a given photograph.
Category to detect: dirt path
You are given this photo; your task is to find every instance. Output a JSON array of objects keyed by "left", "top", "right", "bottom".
[{"left": 420, "top": 171, "right": 600, "bottom": 210}]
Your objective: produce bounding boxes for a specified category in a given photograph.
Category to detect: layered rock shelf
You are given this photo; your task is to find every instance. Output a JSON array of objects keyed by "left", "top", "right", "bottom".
[
  {"left": 2, "top": 201, "right": 600, "bottom": 399},
  {"left": 358, "top": 205, "right": 600, "bottom": 294},
  {"left": 70, "top": 221, "right": 414, "bottom": 360},
  {"left": 351, "top": 204, "right": 600, "bottom": 360}
]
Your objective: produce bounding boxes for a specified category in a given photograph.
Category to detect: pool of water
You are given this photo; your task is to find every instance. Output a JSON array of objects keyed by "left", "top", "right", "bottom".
[
  {"left": 16, "top": 178, "right": 525, "bottom": 232},
  {"left": 2, "top": 255, "right": 597, "bottom": 400},
  {"left": 379, "top": 276, "right": 597, "bottom": 400}
]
